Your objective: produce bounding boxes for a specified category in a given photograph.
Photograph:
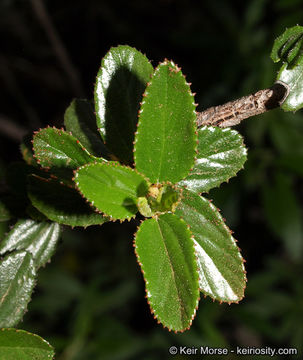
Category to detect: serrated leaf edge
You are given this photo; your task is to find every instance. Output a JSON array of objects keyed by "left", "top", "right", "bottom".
[
  {"left": 32, "top": 126, "right": 106, "bottom": 169},
  {"left": 28, "top": 174, "right": 107, "bottom": 228},
  {"left": 133, "top": 216, "right": 200, "bottom": 332},
  {"left": 133, "top": 60, "right": 198, "bottom": 183},
  {"left": 179, "top": 126, "right": 247, "bottom": 195},
  {"left": 177, "top": 191, "right": 247, "bottom": 303},
  {"left": 0, "top": 327, "right": 55, "bottom": 357},
  {"left": 74, "top": 161, "right": 148, "bottom": 222},
  {"left": 94, "top": 45, "right": 153, "bottom": 142}
]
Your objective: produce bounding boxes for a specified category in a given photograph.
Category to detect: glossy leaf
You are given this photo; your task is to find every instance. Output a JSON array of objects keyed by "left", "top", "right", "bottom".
[
  {"left": 64, "top": 98, "right": 109, "bottom": 158},
  {"left": 271, "top": 26, "right": 303, "bottom": 67},
  {"left": 271, "top": 26, "right": 303, "bottom": 112},
  {"left": 134, "top": 213, "right": 199, "bottom": 332},
  {"left": 179, "top": 126, "right": 247, "bottom": 193},
  {"left": 0, "top": 251, "right": 36, "bottom": 327},
  {"left": 0, "top": 219, "right": 61, "bottom": 268},
  {"left": 75, "top": 162, "right": 148, "bottom": 220},
  {"left": 33, "top": 127, "right": 103, "bottom": 170},
  {"left": 175, "top": 189, "right": 246, "bottom": 303},
  {"left": 28, "top": 175, "right": 107, "bottom": 227},
  {"left": 134, "top": 61, "right": 197, "bottom": 183},
  {"left": 0, "top": 328, "right": 54, "bottom": 360},
  {"left": 95, "top": 45, "right": 154, "bottom": 164},
  {"left": 276, "top": 62, "right": 303, "bottom": 111}
]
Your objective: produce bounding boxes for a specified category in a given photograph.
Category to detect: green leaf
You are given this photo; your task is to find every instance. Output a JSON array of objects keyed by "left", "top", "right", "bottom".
[
  {"left": 262, "top": 172, "right": 303, "bottom": 262},
  {"left": 75, "top": 162, "right": 148, "bottom": 220},
  {"left": 271, "top": 26, "right": 303, "bottom": 67},
  {"left": 271, "top": 26, "right": 303, "bottom": 112},
  {"left": 276, "top": 62, "right": 303, "bottom": 111},
  {"left": 28, "top": 175, "right": 107, "bottom": 227},
  {"left": 95, "top": 45, "right": 154, "bottom": 164},
  {"left": 0, "top": 328, "right": 54, "bottom": 360},
  {"left": 179, "top": 126, "right": 247, "bottom": 193},
  {"left": 33, "top": 127, "right": 104, "bottom": 170},
  {"left": 134, "top": 61, "right": 197, "bottom": 183},
  {"left": 0, "top": 220, "right": 61, "bottom": 269},
  {"left": 134, "top": 213, "right": 199, "bottom": 332},
  {"left": 175, "top": 189, "right": 246, "bottom": 303},
  {"left": 0, "top": 251, "right": 36, "bottom": 327},
  {"left": 64, "top": 98, "right": 109, "bottom": 158}
]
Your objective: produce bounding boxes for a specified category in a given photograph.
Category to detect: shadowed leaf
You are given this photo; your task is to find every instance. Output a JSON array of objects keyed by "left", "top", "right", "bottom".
[
  {"left": 64, "top": 98, "right": 109, "bottom": 158},
  {"left": 95, "top": 45, "right": 153, "bottom": 164},
  {"left": 28, "top": 175, "right": 107, "bottom": 227}
]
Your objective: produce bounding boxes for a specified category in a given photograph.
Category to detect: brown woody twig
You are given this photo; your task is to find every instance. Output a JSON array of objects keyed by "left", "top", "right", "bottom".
[{"left": 197, "top": 82, "right": 288, "bottom": 128}]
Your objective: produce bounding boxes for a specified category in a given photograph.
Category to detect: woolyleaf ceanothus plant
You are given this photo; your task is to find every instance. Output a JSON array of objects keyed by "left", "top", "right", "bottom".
[
  {"left": 1, "top": 26, "right": 303, "bottom": 357},
  {"left": 39, "top": 49, "right": 248, "bottom": 332}
]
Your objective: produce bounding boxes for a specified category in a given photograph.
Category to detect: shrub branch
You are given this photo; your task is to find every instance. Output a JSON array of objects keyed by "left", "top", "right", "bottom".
[{"left": 197, "top": 82, "right": 288, "bottom": 128}]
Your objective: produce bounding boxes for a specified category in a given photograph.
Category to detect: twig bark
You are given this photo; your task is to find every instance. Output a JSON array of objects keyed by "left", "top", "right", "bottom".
[{"left": 197, "top": 82, "right": 288, "bottom": 128}]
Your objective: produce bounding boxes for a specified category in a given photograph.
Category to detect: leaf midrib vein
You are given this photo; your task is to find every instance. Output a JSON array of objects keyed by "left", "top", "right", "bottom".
[{"left": 156, "top": 219, "right": 188, "bottom": 323}]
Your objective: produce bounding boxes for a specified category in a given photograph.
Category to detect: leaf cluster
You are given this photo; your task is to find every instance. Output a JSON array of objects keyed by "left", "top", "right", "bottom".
[{"left": 18, "top": 46, "right": 247, "bottom": 332}]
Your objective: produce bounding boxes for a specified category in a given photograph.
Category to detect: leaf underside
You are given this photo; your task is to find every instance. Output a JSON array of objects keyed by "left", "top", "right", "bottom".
[
  {"left": 0, "top": 219, "right": 61, "bottom": 269},
  {"left": 94, "top": 45, "right": 154, "bottom": 164},
  {"left": 28, "top": 175, "right": 107, "bottom": 227},
  {"left": 271, "top": 25, "right": 303, "bottom": 67},
  {"left": 0, "top": 251, "right": 36, "bottom": 327},
  {"left": 0, "top": 328, "right": 55, "bottom": 360},
  {"left": 134, "top": 213, "right": 199, "bottom": 332},
  {"left": 134, "top": 61, "right": 197, "bottom": 183},
  {"left": 179, "top": 126, "right": 247, "bottom": 193},
  {"left": 175, "top": 189, "right": 246, "bottom": 303},
  {"left": 75, "top": 162, "right": 149, "bottom": 220}
]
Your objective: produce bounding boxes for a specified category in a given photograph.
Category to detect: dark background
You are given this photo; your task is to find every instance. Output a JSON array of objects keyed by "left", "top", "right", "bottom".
[{"left": 1, "top": 0, "right": 303, "bottom": 359}]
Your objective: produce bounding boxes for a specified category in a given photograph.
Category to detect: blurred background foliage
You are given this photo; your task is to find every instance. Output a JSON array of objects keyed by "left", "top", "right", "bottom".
[{"left": 0, "top": 0, "right": 303, "bottom": 359}]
